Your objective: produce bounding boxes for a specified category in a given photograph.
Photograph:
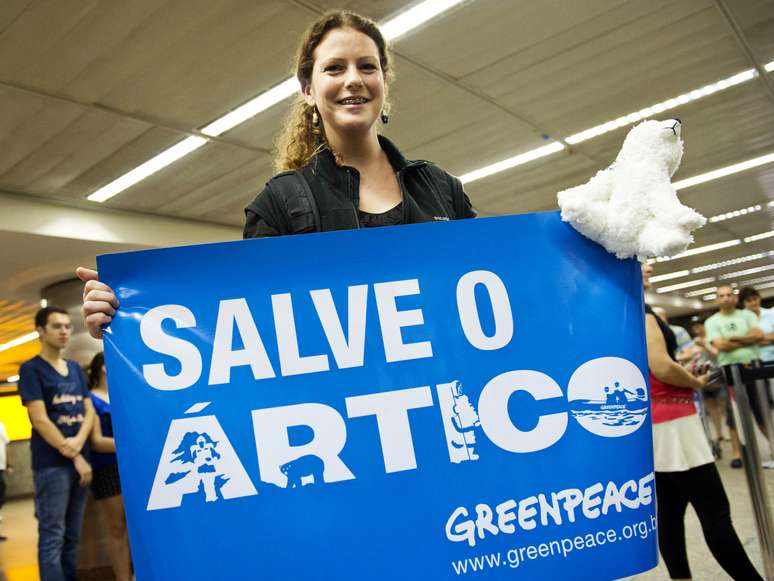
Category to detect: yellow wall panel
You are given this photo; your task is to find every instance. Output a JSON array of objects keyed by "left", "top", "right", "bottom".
[{"left": 0, "top": 394, "right": 32, "bottom": 441}]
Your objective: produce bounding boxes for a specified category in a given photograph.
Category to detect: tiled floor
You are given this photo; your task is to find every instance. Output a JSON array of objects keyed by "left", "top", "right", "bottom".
[{"left": 1, "top": 443, "right": 772, "bottom": 580}]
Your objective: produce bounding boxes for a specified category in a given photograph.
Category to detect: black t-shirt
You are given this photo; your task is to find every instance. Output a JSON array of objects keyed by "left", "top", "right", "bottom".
[
  {"left": 645, "top": 304, "right": 678, "bottom": 362},
  {"left": 358, "top": 201, "right": 404, "bottom": 228},
  {"left": 19, "top": 356, "right": 90, "bottom": 470}
]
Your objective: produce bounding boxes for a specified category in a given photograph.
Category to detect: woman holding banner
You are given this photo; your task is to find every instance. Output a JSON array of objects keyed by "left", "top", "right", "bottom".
[
  {"left": 77, "top": 10, "right": 474, "bottom": 333},
  {"left": 643, "top": 263, "right": 761, "bottom": 580}
]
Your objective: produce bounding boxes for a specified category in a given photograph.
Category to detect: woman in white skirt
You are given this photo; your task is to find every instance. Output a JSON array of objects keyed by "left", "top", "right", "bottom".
[{"left": 643, "top": 263, "right": 761, "bottom": 580}]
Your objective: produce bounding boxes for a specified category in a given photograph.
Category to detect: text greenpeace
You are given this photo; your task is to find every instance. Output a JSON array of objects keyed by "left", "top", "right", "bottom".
[{"left": 99, "top": 214, "right": 658, "bottom": 580}]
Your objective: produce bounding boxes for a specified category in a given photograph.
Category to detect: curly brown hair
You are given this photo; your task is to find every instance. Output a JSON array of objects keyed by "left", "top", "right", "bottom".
[{"left": 273, "top": 11, "right": 394, "bottom": 173}]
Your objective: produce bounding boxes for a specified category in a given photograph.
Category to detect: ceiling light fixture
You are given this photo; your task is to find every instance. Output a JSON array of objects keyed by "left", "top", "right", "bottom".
[
  {"left": 5, "top": 374, "right": 19, "bottom": 383},
  {"left": 87, "top": 0, "right": 467, "bottom": 202},
  {"left": 736, "top": 274, "right": 774, "bottom": 287},
  {"left": 653, "top": 239, "right": 742, "bottom": 263},
  {"left": 684, "top": 286, "right": 718, "bottom": 298},
  {"left": 200, "top": 78, "right": 299, "bottom": 138},
  {"left": 719, "top": 264, "right": 774, "bottom": 280},
  {"left": 744, "top": 231, "right": 774, "bottom": 243},
  {"left": 649, "top": 270, "right": 691, "bottom": 283},
  {"left": 564, "top": 69, "right": 757, "bottom": 145},
  {"left": 673, "top": 152, "right": 774, "bottom": 191},
  {"left": 459, "top": 142, "right": 565, "bottom": 184},
  {"left": 87, "top": 136, "right": 208, "bottom": 202},
  {"left": 0, "top": 331, "right": 39, "bottom": 353},
  {"left": 767, "top": 60, "right": 774, "bottom": 73},
  {"left": 692, "top": 251, "right": 774, "bottom": 273},
  {"left": 380, "top": 0, "right": 467, "bottom": 40},
  {"left": 656, "top": 277, "right": 717, "bottom": 293},
  {"left": 708, "top": 204, "right": 763, "bottom": 223}
]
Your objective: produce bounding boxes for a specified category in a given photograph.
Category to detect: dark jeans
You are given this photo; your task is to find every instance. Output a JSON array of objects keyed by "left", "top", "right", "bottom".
[
  {"left": 656, "top": 463, "right": 762, "bottom": 580},
  {"left": 33, "top": 465, "right": 88, "bottom": 581}
]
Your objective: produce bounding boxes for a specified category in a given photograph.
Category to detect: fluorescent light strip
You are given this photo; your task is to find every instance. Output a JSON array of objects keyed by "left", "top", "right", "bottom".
[
  {"left": 709, "top": 204, "right": 763, "bottom": 223},
  {"left": 656, "top": 277, "right": 716, "bottom": 293},
  {"left": 87, "top": 0, "right": 466, "bottom": 202},
  {"left": 565, "top": 69, "right": 757, "bottom": 145},
  {"left": 754, "top": 281, "right": 774, "bottom": 291},
  {"left": 736, "top": 274, "right": 774, "bottom": 287},
  {"left": 201, "top": 78, "right": 299, "bottom": 137},
  {"left": 380, "top": 0, "right": 467, "bottom": 41},
  {"left": 649, "top": 270, "right": 691, "bottom": 283},
  {"left": 767, "top": 60, "right": 774, "bottom": 73},
  {"left": 703, "top": 294, "right": 717, "bottom": 301},
  {"left": 202, "top": 0, "right": 467, "bottom": 139},
  {"left": 5, "top": 374, "right": 19, "bottom": 383},
  {"left": 673, "top": 152, "right": 774, "bottom": 191},
  {"left": 87, "top": 136, "right": 208, "bottom": 202},
  {"left": 719, "top": 264, "right": 774, "bottom": 279},
  {"left": 692, "top": 251, "right": 774, "bottom": 274},
  {"left": 654, "top": 239, "right": 742, "bottom": 263},
  {"left": 459, "top": 142, "right": 565, "bottom": 184},
  {"left": 684, "top": 286, "right": 717, "bottom": 298},
  {"left": 0, "top": 331, "right": 39, "bottom": 353},
  {"left": 744, "top": 231, "right": 774, "bottom": 243}
]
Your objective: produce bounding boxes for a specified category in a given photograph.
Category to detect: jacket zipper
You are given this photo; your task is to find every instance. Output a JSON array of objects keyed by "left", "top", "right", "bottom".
[{"left": 348, "top": 168, "right": 361, "bottom": 229}]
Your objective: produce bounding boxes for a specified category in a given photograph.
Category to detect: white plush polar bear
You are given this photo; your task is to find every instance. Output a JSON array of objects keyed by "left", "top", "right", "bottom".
[{"left": 557, "top": 119, "right": 706, "bottom": 259}]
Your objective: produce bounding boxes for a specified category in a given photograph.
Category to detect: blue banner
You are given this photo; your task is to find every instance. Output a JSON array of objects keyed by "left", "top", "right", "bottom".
[{"left": 98, "top": 212, "right": 657, "bottom": 580}]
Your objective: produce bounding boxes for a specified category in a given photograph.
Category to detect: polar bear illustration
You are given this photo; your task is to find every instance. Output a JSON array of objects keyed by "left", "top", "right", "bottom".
[
  {"left": 557, "top": 119, "right": 706, "bottom": 259},
  {"left": 280, "top": 455, "right": 324, "bottom": 488}
]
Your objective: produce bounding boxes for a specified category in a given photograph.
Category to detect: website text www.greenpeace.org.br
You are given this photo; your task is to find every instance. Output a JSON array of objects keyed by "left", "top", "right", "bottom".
[
  {"left": 451, "top": 514, "right": 657, "bottom": 575},
  {"left": 445, "top": 471, "right": 654, "bottom": 548}
]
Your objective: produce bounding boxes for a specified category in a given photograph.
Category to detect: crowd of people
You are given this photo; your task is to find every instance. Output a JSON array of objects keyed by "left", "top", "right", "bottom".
[
  {"left": 4, "top": 7, "right": 773, "bottom": 581},
  {"left": 644, "top": 264, "right": 774, "bottom": 580}
]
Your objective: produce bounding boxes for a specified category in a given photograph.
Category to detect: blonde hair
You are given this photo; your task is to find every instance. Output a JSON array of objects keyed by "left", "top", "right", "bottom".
[{"left": 273, "top": 11, "right": 394, "bottom": 173}]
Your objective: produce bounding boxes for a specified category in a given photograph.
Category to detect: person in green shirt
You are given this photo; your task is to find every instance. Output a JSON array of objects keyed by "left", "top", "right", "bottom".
[
  {"left": 705, "top": 285, "right": 764, "bottom": 468},
  {"left": 706, "top": 286, "right": 763, "bottom": 366}
]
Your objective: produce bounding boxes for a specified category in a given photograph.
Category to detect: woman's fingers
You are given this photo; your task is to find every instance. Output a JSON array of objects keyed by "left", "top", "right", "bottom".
[
  {"left": 82, "top": 299, "right": 116, "bottom": 317},
  {"left": 84, "top": 289, "right": 119, "bottom": 310},
  {"left": 84, "top": 312, "right": 112, "bottom": 339},
  {"left": 76, "top": 266, "right": 118, "bottom": 339},
  {"left": 75, "top": 267, "right": 98, "bottom": 282}
]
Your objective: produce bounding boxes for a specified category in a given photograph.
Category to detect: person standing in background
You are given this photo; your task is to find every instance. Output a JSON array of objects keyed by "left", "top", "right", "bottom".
[
  {"left": 87, "top": 352, "right": 132, "bottom": 581},
  {"left": 18, "top": 306, "right": 95, "bottom": 581},
  {"left": 0, "top": 419, "right": 11, "bottom": 542},
  {"left": 705, "top": 285, "right": 764, "bottom": 468},
  {"left": 689, "top": 320, "right": 727, "bottom": 457},
  {"left": 739, "top": 286, "right": 774, "bottom": 364}
]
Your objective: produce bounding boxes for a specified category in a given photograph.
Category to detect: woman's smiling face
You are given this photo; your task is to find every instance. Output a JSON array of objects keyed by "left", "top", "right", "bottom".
[{"left": 303, "top": 27, "right": 385, "bottom": 140}]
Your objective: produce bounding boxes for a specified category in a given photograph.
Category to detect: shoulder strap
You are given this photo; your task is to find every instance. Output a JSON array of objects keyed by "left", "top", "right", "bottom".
[{"left": 267, "top": 171, "right": 321, "bottom": 234}]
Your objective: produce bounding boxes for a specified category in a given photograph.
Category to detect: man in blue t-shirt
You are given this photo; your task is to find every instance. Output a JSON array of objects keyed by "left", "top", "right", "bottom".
[{"left": 18, "top": 306, "right": 95, "bottom": 581}]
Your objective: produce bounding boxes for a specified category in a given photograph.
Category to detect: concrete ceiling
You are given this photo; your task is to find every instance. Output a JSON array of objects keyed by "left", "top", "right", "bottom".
[{"left": 1, "top": 0, "right": 773, "bottom": 377}]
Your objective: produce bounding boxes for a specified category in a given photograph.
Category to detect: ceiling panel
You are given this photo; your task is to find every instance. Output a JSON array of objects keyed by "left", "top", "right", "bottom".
[
  {"left": 98, "top": 140, "right": 266, "bottom": 218},
  {"left": 395, "top": 0, "right": 633, "bottom": 81},
  {"left": 725, "top": 0, "right": 774, "bottom": 63},
  {"left": 0, "top": 0, "right": 771, "bottom": 313}
]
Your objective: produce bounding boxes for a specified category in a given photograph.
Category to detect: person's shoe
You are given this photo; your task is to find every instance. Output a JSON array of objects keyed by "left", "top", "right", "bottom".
[
  {"left": 730, "top": 458, "right": 743, "bottom": 469},
  {"left": 712, "top": 440, "right": 723, "bottom": 459},
  {"left": 0, "top": 535, "right": 7, "bottom": 542}
]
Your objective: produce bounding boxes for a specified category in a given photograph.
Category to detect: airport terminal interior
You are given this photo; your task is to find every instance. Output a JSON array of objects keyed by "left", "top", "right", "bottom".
[{"left": 1, "top": 0, "right": 774, "bottom": 579}]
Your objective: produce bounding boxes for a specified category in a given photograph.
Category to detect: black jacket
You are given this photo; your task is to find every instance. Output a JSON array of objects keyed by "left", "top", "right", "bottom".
[{"left": 243, "top": 136, "right": 475, "bottom": 238}]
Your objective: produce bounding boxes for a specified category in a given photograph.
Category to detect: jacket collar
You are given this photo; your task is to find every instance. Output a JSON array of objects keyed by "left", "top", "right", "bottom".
[{"left": 309, "top": 135, "right": 425, "bottom": 190}]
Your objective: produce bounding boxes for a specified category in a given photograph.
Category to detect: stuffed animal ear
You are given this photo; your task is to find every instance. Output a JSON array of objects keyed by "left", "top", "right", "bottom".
[{"left": 557, "top": 120, "right": 705, "bottom": 260}]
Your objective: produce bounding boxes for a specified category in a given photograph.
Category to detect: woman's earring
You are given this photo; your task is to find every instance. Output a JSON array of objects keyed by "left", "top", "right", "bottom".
[
  {"left": 312, "top": 109, "right": 320, "bottom": 128},
  {"left": 380, "top": 111, "right": 389, "bottom": 124}
]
